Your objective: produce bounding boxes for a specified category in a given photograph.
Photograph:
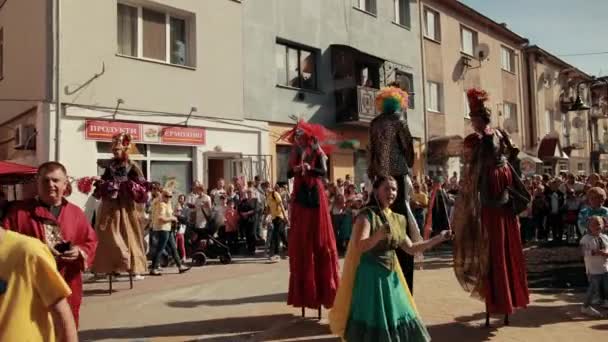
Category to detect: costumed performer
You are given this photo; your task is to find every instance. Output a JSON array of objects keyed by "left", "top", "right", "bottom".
[
  {"left": 2, "top": 161, "right": 98, "bottom": 326},
  {"left": 452, "top": 88, "right": 530, "bottom": 327},
  {"left": 329, "top": 175, "right": 452, "bottom": 341},
  {"left": 368, "top": 85, "right": 423, "bottom": 293},
  {"left": 89, "top": 132, "right": 149, "bottom": 285},
  {"left": 280, "top": 119, "right": 340, "bottom": 317}
]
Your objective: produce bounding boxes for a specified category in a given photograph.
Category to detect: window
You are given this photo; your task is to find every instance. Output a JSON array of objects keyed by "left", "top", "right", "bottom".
[
  {"left": 427, "top": 81, "right": 442, "bottom": 112},
  {"left": 460, "top": 26, "right": 477, "bottom": 56},
  {"left": 357, "top": 0, "right": 377, "bottom": 14},
  {"left": 501, "top": 46, "right": 515, "bottom": 73},
  {"left": 545, "top": 109, "right": 554, "bottom": 134},
  {"left": 578, "top": 163, "right": 584, "bottom": 172},
  {"left": 394, "top": 0, "right": 410, "bottom": 27},
  {"left": 395, "top": 71, "right": 415, "bottom": 109},
  {"left": 0, "top": 28, "right": 4, "bottom": 79},
  {"left": 276, "top": 42, "right": 317, "bottom": 90},
  {"left": 424, "top": 8, "right": 440, "bottom": 41},
  {"left": 503, "top": 102, "right": 518, "bottom": 132},
  {"left": 117, "top": 3, "right": 194, "bottom": 67},
  {"left": 464, "top": 91, "right": 469, "bottom": 118},
  {"left": 276, "top": 145, "right": 291, "bottom": 183},
  {"left": 354, "top": 150, "right": 369, "bottom": 186}
]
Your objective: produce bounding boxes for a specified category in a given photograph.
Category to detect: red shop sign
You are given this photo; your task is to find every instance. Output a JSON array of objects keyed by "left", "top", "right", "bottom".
[
  {"left": 160, "top": 126, "right": 206, "bottom": 145},
  {"left": 85, "top": 120, "right": 142, "bottom": 141}
]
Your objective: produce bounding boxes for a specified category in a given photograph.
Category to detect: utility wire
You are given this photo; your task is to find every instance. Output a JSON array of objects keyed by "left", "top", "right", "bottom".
[{"left": 557, "top": 51, "right": 608, "bottom": 57}]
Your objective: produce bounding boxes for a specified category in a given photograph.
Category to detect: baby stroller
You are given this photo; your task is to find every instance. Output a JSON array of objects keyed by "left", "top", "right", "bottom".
[{"left": 188, "top": 224, "right": 232, "bottom": 266}]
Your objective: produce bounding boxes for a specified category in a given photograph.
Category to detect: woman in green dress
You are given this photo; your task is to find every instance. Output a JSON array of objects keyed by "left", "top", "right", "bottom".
[{"left": 330, "top": 175, "right": 452, "bottom": 342}]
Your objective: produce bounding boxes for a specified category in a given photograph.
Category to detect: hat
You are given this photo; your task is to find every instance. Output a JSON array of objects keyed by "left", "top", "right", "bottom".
[{"left": 466, "top": 88, "right": 491, "bottom": 118}]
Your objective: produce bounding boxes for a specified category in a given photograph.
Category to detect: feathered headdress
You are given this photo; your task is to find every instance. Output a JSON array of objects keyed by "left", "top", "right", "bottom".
[
  {"left": 278, "top": 119, "right": 338, "bottom": 154},
  {"left": 111, "top": 132, "right": 139, "bottom": 155},
  {"left": 375, "top": 86, "right": 409, "bottom": 113},
  {"left": 466, "top": 88, "right": 490, "bottom": 118}
]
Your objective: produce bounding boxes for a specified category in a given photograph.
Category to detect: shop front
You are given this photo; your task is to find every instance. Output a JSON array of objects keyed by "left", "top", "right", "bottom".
[{"left": 59, "top": 113, "right": 268, "bottom": 208}]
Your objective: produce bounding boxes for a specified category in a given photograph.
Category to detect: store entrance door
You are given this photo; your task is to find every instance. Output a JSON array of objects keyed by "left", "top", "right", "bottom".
[
  {"left": 204, "top": 152, "right": 242, "bottom": 188},
  {"left": 207, "top": 159, "right": 225, "bottom": 188}
]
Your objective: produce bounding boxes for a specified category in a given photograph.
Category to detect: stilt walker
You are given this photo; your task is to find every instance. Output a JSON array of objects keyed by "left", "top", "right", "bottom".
[
  {"left": 368, "top": 85, "right": 423, "bottom": 293},
  {"left": 452, "top": 88, "right": 530, "bottom": 327},
  {"left": 80, "top": 132, "right": 150, "bottom": 294},
  {"left": 280, "top": 120, "right": 340, "bottom": 319}
]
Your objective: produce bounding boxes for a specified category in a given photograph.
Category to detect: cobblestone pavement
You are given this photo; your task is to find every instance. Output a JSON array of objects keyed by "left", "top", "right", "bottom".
[{"left": 79, "top": 246, "right": 608, "bottom": 342}]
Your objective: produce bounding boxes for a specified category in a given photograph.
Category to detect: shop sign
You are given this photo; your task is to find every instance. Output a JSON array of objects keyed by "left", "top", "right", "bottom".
[{"left": 85, "top": 120, "right": 205, "bottom": 146}]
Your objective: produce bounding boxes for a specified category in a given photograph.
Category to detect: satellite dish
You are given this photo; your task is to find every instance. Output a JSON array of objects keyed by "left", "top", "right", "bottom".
[
  {"left": 503, "top": 118, "right": 517, "bottom": 134},
  {"left": 572, "top": 117, "right": 583, "bottom": 129},
  {"left": 474, "top": 43, "right": 490, "bottom": 61}
]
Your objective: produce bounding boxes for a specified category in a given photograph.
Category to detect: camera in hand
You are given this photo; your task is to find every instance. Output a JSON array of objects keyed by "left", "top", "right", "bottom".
[{"left": 54, "top": 241, "right": 72, "bottom": 254}]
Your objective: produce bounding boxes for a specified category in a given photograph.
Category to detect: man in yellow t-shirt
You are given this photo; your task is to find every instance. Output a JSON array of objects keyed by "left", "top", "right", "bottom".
[
  {"left": 0, "top": 227, "right": 77, "bottom": 342},
  {"left": 266, "top": 183, "right": 288, "bottom": 262},
  {"left": 410, "top": 182, "right": 429, "bottom": 235}
]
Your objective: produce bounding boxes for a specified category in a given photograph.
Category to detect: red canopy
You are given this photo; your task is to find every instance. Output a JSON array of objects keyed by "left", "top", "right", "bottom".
[{"left": 0, "top": 161, "right": 37, "bottom": 184}]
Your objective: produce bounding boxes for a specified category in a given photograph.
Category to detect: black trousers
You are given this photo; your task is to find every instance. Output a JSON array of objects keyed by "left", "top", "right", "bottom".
[
  {"left": 547, "top": 214, "right": 563, "bottom": 243},
  {"left": 270, "top": 217, "right": 288, "bottom": 255},
  {"left": 391, "top": 175, "right": 415, "bottom": 294}
]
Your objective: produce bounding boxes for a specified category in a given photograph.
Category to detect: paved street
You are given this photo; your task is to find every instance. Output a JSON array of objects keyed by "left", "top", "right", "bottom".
[{"left": 79, "top": 248, "right": 608, "bottom": 342}]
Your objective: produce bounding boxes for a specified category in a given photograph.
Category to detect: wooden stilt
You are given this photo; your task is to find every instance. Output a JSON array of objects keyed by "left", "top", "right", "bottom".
[
  {"left": 301, "top": 307, "right": 305, "bottom": 318},
  {"left": 108, "top": 274, "right": 113, "bottom": 295},
  {"left": 318, "top": 307, "right": 322, "bottom": 320},
  {"left": 504, "top": 314, "right": 509, "bottom": 326},
  {"left": 129, "top": 273, "right": 134, "bottom": 289},
  {"left": 485, "top": 303, "right": 490, "bottom": 328}
]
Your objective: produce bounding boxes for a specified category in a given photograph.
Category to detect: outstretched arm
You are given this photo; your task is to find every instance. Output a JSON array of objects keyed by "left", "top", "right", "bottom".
[{"left": 399, "top": 230, "right": 451, "bottom": 255}]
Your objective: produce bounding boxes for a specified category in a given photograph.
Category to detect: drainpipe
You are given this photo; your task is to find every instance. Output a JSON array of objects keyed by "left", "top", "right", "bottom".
[
  {"left": 53, "top": 0, "right": 62, "bottom": 161},
  {"left": 418, "top": 0, "right": 429, "bottom": 176}
]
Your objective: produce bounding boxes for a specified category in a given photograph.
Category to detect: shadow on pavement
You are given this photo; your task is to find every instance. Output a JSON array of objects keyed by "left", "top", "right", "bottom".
[
  {"left": 427, "top": 321, "right": 497, "bottom": 342},
  {"left": 79, "top": 314, "right": 297, "bottom": 341},
  {"left": 591, "top": 323, "right": 608, "bottom": 331},
  {"left": 166, "top": 292, "right": 288, "bottom": 308}
]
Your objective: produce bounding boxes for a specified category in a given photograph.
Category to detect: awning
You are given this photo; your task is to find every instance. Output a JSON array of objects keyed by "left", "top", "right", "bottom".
[
  {"left": 426, "top": 135, "right": 464, "bottom": 162},
  {"left": 0, "top": 161, "right": 37, "bottom": 185},
  {"left": 537, "top": 134, "right": 568, "bottom": 160}
]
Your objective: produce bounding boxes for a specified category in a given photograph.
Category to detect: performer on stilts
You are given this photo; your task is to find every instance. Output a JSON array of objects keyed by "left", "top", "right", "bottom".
[
  {"left": 280, "top": 120, "right": 340, "bottom": 319},
  {"left": 85, "top": 132, "right": 149, "bottom": 292},
  {"left": 452, "top": 88, "right": 530, "bottom": 327},
  {"left": 329, "top": 175, "right": 452, "bottom": 341},
  {"left": 368, "top": 85, "right": 423, "bottom": 293}
]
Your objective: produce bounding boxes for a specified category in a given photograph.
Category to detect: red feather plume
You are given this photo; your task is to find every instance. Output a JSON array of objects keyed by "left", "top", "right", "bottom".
[{"left": 466, "top": 88, "right": 489, "bottom": 114}]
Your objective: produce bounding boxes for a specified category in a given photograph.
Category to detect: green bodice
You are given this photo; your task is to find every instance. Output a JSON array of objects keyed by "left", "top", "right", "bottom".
[{"left": 360, "top": 206, "right": 407, "bottom": 271}]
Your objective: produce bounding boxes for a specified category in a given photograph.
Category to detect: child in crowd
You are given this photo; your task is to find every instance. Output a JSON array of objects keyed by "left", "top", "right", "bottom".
[
  {"left": 578, "top": 187, "right": 608, "bottom": 237},
  {"left": 331, "top": 194, "right": 353, "bottom": 255},
  {"left": 175, "top": 194, "right": 189, "bottom": 260},
  {"left": 580, "top": 216, "right": 608, "bottom": 318},
  {"left": 0, "top": 227, "right": 78, "bottom": 342},
  {"left": 224, "top": 199, "right": 239, "bottom": 254}
]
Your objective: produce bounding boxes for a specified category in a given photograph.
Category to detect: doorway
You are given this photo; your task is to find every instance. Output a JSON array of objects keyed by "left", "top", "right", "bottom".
[{"left": 207, "top": 159, "right": 225, "bottom": 189}]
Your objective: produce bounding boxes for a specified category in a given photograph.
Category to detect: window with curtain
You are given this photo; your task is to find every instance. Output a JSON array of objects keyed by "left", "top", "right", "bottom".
[
  {"left": 170, "top": 17, "right": 187, "bottom": 65},
  {"left": 276, "top": 145, "right": 291, "bottom": 183},
  {"left": 116, "top": 2, "right": 194, "bottom": 67},
  {"left": 151, "top": 161, "right": 192, "bottom": 196},
  {"left": 354, "top": 150, "right": 368, "bottom": 186},
  {"left": 358, "top": 0, "right": 377, "bottom": 14},
  {"left": 143, "top": 8, "right": 166, "bottom": 61},
  {"left": 396, "top": 71, "right": 415, "bottom": 109},
  {"left": 424, "top": 7, "right": 440, "bottom": 41},
  {"left": 427, "top": 81, "right": 441, "bottom": 112},
  {"left": 501, "top": 46, "right": 515, "bottom": 72},
  {"left": 394, "top": 0, "right": 410, "bottom": 27},
  {"left": 276, "top": 42, "right": 317, "bottom": 90},
  {"left": 460, "top": 26, "right": 477, "bottom": 56},
  {"left": 117, "top": 4, "right": 137, "bottom": 57}
]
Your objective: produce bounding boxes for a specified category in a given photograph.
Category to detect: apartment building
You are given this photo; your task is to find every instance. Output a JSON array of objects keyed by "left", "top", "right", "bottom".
[
  {"left": 420, "top": 0, "right": 528, "bottom": 178},
  {"left": 243, "top": 0, "right": 424, "bottom": 184},
  {"left": 523, "top": 46, "right": 593, "bottom": 176},
  {"left": 0, "top": 0, "right": 267, "bottom": 206}
]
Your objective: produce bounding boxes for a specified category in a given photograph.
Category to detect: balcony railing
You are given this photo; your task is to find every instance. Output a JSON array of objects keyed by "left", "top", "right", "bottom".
[{"left": 335, "top": 86, "right": 380, "bottom": 125}]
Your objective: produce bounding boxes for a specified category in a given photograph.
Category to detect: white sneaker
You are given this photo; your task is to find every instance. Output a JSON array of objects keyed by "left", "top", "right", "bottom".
[
  {"left": 581, "top": 306, "right": 604, "bottom": 318},
  {"left": 132, "top": 274, "right": 145, "bottom": 281}
]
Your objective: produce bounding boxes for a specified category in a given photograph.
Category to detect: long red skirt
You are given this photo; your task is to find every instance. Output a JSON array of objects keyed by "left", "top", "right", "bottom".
[
  {"left": 287, "top": 177, "right": 340, "bottom": 309},
  {"left": 482, "top": 165, "right": 530, "bottom": 315}
]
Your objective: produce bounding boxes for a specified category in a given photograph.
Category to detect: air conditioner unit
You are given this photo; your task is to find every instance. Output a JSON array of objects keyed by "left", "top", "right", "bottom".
[{"left": 14, "top": 124, "right": 36, "bottom": 150}]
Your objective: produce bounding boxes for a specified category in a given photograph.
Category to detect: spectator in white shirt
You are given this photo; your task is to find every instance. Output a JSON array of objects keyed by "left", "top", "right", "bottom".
[
  {"left": 210, "top": 178, "right": 227, "bottom": 207},
  {"left": 580, "top": 215, "right": 608, "bottom": 317},
  {"left": 194, "top": 187, "right": 212, "bottom": 230},
  {"left": 186, "top": 181, "right": 204, "bottom": 209}
]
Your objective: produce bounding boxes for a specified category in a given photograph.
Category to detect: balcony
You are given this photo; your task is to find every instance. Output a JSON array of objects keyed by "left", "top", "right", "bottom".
[{"left": 335, "top": 86, "right": 380, "bottom": 125}]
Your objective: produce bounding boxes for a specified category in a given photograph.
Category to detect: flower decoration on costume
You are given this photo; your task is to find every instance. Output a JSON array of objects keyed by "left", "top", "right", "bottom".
[
  {"left": 77, "top": 177, "right": 96, "bottom": 194},
  {"left": 375, "top": 86, "right": 409, "bottom": 113},
  {"left": 466, "top": 88, "right": 490, "bottom": 117}
]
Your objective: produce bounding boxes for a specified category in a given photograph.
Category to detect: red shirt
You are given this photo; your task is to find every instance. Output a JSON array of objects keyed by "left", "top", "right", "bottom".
[
  {"left": 224, "top": 208, "right": 239, "bottom": 232},
  {"left": 2, "top": 198, "right": 98, "bottom": 326}
]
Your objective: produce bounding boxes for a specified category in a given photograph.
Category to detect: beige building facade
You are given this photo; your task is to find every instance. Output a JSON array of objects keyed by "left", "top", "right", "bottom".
[
  {"left": 0, "top": 0, "right": 269, "bottom": 207},
  {"left": 420, "top": 0, "right": 528, "bottom": 178},
  {"left": 522, "top": 46, "right": 593, "bottom": 176}
]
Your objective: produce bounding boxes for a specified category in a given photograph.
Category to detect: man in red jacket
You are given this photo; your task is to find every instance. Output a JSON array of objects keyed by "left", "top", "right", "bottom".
[{"left": 3, "top": 161, "right": 97, "bottom": 326}]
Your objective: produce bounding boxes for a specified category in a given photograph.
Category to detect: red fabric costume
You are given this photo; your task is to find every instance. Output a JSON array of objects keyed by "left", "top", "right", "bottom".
[
  {"left": 3, "top": 198, "right": 98, "bottom": 325},
  {"left": 453, "top": 88, "right": 529, "bottom": 316},
  {"left": 280, "top": 120, "right": 340, "bottom": 309}
]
